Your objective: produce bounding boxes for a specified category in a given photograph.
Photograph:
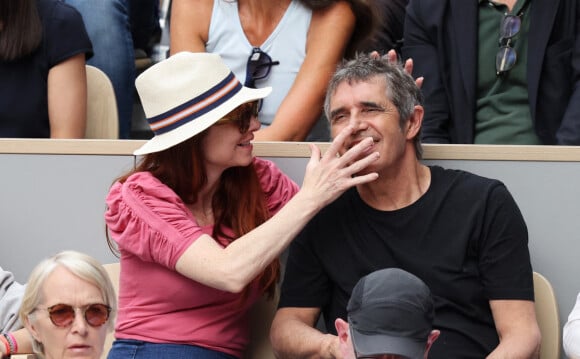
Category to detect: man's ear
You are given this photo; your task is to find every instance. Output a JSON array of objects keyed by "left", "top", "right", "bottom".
[
  {"left": 334, "top": 318, "right": 350, "bottom": 344},
  {"left": 406, "top": 105, "right": 424, "bottom": 140}
]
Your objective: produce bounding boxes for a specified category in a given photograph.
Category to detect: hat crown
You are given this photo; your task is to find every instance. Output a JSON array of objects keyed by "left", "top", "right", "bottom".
[
  {"left": 131, "top": 52, "right": 271, "bottom": 155},
  {"left": 136, "top": 52, "right": 231, "bottom": 119}
]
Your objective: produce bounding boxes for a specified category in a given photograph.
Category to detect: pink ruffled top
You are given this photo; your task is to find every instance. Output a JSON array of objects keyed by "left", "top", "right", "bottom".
[{"left": 104, "top": 158, "right": 298, "bottom": 357}]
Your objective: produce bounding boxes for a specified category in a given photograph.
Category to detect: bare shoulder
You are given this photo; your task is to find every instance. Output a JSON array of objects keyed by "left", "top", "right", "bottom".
[
  {"left": 170, "top": 0, "right": 214, "bottom": 51},
  {"left": 311, "top": 0, "right": 355, "bottom": 23}
]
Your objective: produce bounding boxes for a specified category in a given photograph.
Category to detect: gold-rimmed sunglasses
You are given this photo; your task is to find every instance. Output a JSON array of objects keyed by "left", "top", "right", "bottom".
[{"left": 36, "top": 303, "right": 111, "bottom": 328}]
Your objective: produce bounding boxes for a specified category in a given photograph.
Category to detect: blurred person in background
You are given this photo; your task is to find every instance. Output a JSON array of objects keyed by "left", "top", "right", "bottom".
[{"left": 0, "top": 0, "right": 92, "bottom": 138}]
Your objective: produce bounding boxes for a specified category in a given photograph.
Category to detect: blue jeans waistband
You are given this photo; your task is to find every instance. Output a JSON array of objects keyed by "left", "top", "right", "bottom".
[{"left": 107, "top": 339, "right": 239, "bottom": 359}]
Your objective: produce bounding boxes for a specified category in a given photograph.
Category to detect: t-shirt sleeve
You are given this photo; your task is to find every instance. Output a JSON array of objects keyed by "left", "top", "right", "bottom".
[
  {"left": 478, "top": 183, "right": 534, "bottom": 300},
  {"left": 278, "top": 222, "right": 332, "bottom": 309},
  {"left": 254, "top": 157, "right": 299, "bottom": 215},
  {"left": 105, "top": 172, "right": 205, "bottom": 269},
  {"left": 45, "top": 1, "right": 93, "bottom": 66}
]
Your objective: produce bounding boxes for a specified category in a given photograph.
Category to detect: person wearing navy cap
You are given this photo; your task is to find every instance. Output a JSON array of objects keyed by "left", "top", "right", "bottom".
[{"left": 334, "top": 268, "right": 439, "bottom": 359}]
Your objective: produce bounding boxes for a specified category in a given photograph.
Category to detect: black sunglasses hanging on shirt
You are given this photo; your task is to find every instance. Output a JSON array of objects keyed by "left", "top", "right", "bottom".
[
  {"left": 244, "top": 48, "right": 280, "bottom": 112},
  {"left": 244, "top": 47, "right": 280, "bottom": 87}
]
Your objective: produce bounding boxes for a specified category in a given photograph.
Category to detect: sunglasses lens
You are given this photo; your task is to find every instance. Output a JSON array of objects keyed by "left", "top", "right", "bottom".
[
  {"left": 245, "top": 48, "right": 279, "bottom": 90},
  {"left": 47, "top": 304, "right": 110, "bottom": 327},
  {"left": 496, "top": 46, "right": 517, "bottom": 74},
  {"left": 48, "top": 304, "right": 75, "bottom": 327},
  {"left": 252, "top": 61, "right": 272, "bottom": 79},
  {"left": 219, "top": 102, "right": 258, "bottom": 133},
  {"left": 500, "top": 15, "right": 521, "bottom": 38},
  {"left": 254, "top": 100, "right": 262, "bottom": 115},
  {"left": 496, "top": 14, "right": 521, "bottom": 75},
  {"left": 241, "top": 102, "right": 259, "bottom": 132},
  {"left": 85, "top": 304, "right": 110, "bottom": 327}
]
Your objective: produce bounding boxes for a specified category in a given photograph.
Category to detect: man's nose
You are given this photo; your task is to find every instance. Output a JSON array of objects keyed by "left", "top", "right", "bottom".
[{"left": 349, "top": 113, "right": 368, "bottom": 131}]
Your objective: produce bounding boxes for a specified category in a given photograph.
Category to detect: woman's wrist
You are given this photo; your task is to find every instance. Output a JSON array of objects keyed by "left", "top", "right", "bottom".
[
  {"left": 0, "top": 333, "right": 10, "bottom": 357},
  {"left": 1, "top": 332, "right": 18, "bottom": 357}
]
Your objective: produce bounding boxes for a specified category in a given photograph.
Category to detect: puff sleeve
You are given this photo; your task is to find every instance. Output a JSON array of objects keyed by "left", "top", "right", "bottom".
[{"left": 105, "top": 172, "right": 204, "bottom": 269}]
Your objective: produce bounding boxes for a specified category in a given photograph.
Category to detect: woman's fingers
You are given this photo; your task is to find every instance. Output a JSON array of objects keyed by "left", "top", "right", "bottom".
[
  {"left": 320, "top": 125, "right": 354, "bottom": 162},
  {"left": 337, "top": 136, "right": 375, "bottom": 166},
  {"left": 301, "top": 125, "right": 379, "bottom": 207},
  {"left": 385, "top": 49, "right": 398, "bottom": 64}
]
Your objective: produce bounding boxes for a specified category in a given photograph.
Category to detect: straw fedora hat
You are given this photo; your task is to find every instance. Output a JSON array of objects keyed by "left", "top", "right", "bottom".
[{"left": 133, "top": 52, "right": 272, "bottom": 155}]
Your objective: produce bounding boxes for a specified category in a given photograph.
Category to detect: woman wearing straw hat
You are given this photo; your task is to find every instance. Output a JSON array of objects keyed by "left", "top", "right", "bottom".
[
  {"left": 104, "top": 52, "right": 379, "bottom": 359},
  {"left": 170, "top": 0, "right": 377, "bottom": 142}
]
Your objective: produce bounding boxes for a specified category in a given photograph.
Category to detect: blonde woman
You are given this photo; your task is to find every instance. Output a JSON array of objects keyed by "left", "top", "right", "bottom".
[{"left": 18, "top": 251, "right": 116, "bottom": 359}]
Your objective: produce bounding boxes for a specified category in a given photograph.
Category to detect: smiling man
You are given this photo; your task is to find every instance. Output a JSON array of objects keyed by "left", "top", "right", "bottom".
[{"left": 270, "top": 54, "right": 541, "bottom": 359}]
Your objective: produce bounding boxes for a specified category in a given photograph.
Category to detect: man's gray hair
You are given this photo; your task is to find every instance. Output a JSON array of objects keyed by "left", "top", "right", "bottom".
[{"left": 324, "top": 53, "right": 424, "bottom": 158}]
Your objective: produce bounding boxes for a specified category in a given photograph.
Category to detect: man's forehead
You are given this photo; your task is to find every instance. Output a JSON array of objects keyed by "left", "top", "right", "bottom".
[
  {"left": 337, "top": 75, "right": 386, "bottom": 90},
  {"left": 330, "top": 86, "right": 391, "bottom": 111},
  {"left": 332, "top": 76, "right": 386, "bottom": 98}
]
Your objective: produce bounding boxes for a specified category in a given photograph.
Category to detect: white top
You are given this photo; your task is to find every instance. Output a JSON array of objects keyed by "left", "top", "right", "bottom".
[
  {"left": 564, "top": 292, "right": 580, "bottom": 357},
  {"left": 206, "top": 0, "right": 330, "bottom": 140}
]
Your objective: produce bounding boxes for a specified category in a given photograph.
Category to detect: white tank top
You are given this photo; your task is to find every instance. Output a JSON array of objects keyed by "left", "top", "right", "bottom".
[{"left": 206, "top": 0, "right": 329, "bottom": 140}]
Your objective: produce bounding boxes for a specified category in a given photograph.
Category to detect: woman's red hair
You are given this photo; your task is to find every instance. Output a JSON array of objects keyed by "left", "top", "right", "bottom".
[{"left": 109, "top": 132, "right": 280, "bottom": 299}]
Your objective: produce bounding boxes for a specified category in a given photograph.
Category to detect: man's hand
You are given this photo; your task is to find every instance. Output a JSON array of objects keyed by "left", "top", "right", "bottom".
[{"left": 321, "top": 333, "right": 344, "bottom": 359}]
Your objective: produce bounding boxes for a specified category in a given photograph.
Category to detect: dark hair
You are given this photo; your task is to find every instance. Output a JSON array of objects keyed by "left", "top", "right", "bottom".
[
  {"left": 358, "top": 0, "right": 408, "bottom": 55},
  {"left": 299, "top": 0, "right": 379, "bottom": 58},
  {"left": 107, "top": 132, "right": 280, "bottom": 299},
  {"left": 324, "top": 53, "right": 424, "bottom": 158},
  {"left": 0, "top": 0, "right": 42, "bottom": 61}
]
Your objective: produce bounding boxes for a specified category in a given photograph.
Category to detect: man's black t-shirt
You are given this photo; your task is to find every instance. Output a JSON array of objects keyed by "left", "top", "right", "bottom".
[{"left": 279, "top": 166, "right": 534, "bottom": 358}]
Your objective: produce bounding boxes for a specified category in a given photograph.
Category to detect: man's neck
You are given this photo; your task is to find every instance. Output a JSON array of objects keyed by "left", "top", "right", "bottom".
[
  {"left": 357, "top": 161, "right": 431, "bottom": 211},
  {"left": 489, "top": 0, "right": 518, "bottom": 12}
]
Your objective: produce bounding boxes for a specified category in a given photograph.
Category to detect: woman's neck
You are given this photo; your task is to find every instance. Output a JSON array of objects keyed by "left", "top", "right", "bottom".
[{"left": 237, "top": 0, "right": 291, "bottom": 46}]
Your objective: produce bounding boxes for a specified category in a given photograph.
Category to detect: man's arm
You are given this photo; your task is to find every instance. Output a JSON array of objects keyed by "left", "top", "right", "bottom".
[
  {"left": 486, "top": 299, "right": 541, "bottom": 359},
  {"left": 270, "top": 307, "right": 341, "bottom": 359}
]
